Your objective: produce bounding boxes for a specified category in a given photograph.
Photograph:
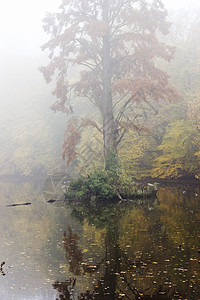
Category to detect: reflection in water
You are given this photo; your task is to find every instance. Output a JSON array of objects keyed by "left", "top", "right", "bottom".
[
  {"left": 0, "top": 179, "right": 73, "bottom": 299},
  {"left": 52, "top": 187, "right": 200, "bottom": 299},
  {"left": 0, "top": 180, "right": 200, "bottom": 299},
  {"left": 63, "top": 226, "right": 83, "bottom": 275},
  {"left": 53, "top": 278, "right": 76, "bottom": 300},
  {"left": 63, "top": 225, "right": 105, "bottom": 277}
]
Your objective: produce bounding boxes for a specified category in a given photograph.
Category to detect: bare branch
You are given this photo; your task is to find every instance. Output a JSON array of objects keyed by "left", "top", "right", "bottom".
[
  {"left": 115, "top": 95, "right": 136, "bottom": 125},
  {"left": 110, "top": 22, "right": 128, "bottom": 37},
  {"left": 117, "top": 128, "right": 127, "bottom": 146},
  {"left": 113, "top": 91, "right": 130, "bottom": 109}
]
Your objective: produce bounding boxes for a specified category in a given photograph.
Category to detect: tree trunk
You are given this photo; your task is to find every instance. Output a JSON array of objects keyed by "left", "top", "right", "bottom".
[{"left": 102, "top": 1, "right": 118, "bottom": 167}]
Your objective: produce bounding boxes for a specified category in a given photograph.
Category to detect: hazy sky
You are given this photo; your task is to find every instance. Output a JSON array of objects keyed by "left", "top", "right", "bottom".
[
  {"left": 0, "top": 0, "right": 199, "bottom": 57},
  {"left": 164, "top": 0, "right": 199, "bottom": 9},
  {"left": 0, "top": 0, "right": 59, "bottom": 55}
]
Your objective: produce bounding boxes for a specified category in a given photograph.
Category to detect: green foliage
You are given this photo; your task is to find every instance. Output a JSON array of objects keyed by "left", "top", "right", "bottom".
[
  {"left": 67, "top": 146, "right": 144, "bottom": 200},
  {"left": 117, "top": 17, "right": 200, "bottom": 181},
  {"left": 67, "top": 170, "right": 116, "bottom": 201},
  {"left": 151, "top": 120, "right": 200, "bottom": 179},
  {"left": 66, "top": 166, "right": 156, "bottom": 201},
  {"left": 105, "top": 151, "right": 121, "bottom": 185},
  {"left": 105, "top": 151, "right": 118, "bottom": 172},
  {"left": 118, "top": 131, "right": 153, "bottom": 180},
  {"left": 116, "top": 172, "right": 137, "bottom": 198}
]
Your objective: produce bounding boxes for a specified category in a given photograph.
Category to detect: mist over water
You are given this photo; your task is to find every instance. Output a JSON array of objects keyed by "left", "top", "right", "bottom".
[
  {"left": 0, "top": 0, "right": 200, "bottom": 299},
  {"left": 0, "top": 0, "right": 199, "bottom": 178},
  {"left": 0, "top": 53, "right": 66, "bottom": 177},
  {"left": 0, "top": 180, "right": 199, "bottom": 299}
]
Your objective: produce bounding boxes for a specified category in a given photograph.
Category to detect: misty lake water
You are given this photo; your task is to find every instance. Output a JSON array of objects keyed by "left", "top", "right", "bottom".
[{"left": 0, "top": 178, "right": 200, "bottom": 299}]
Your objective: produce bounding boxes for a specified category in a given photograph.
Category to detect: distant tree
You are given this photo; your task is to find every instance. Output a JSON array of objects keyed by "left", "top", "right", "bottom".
[
  {"left": 147, "top": 16, "right": 200, "bottom": 180},
  {"left": 40, "top": 0, "right": 178, "bottom": 169},
  {"left": 151, "top": 120, "right": 200, "bottom": 179}
]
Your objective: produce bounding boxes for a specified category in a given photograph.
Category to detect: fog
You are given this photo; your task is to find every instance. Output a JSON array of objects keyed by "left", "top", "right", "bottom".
[
  {"left": 0, "top": 2, "right": 200, "bottom": 299},
  {"left": 0, "top": 0, "right": 199, "bottom": 177}
]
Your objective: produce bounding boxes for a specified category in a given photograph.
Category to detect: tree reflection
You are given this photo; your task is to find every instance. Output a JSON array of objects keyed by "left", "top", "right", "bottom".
[
  {"left": 52, "top": 188, "right": 200, "bottom": 299},
  {"left": 63, "top": 225, "right": 83, "bottom": 275},
  {"left": 53, "top": 278, "right": 76, "bottom": 300}
]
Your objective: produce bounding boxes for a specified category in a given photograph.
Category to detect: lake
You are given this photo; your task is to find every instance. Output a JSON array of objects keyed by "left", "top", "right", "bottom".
[{"left": 0, "top": 177, "right": 200, "bottom": 299}]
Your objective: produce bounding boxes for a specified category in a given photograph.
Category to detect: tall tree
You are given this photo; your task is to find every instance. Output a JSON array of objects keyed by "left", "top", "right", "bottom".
[{"left": 40, "top": 0, "right": 178, "bottom": 168}]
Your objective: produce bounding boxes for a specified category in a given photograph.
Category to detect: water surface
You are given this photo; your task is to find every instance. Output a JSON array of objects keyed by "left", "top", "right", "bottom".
[{"left": 0, "top": 179, "right": 200, "bottom": 299}]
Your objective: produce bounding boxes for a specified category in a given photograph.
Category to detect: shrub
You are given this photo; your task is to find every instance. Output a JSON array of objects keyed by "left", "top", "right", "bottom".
[{"left": 67, "top": 170, "right": 116, "bottom": 201}]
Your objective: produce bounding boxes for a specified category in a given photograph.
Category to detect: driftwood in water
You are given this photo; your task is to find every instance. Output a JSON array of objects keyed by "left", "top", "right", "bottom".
[
  {"left": 44, "top": 199, "right": 69, "bottom": 204},
  {"left": 0, "top": 262, "right": 5, "bottom": 276},
  {"left": 5, "top": 202, "right": 31, "bottom": 207}
]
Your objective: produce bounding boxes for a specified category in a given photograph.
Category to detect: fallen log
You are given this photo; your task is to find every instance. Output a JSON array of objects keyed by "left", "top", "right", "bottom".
[
  {"left": 5, "top": 202, "right": 31, "bottom": 207},
  {"left": 44, "top": 199, "right": 69, "bottom": 203}
]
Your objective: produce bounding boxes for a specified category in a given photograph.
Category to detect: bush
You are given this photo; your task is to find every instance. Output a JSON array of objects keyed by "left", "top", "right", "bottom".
[{"left": 67, "top": 170, "right": 116, "bottom": 201}]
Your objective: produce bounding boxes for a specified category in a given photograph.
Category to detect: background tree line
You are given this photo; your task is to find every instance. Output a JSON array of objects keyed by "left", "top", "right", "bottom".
[
  {"left": 1, "top": 3, "right": 200, "bottom": 180},
  {"left": 73, "top": 10, "right": 200, "bottom": 181}
]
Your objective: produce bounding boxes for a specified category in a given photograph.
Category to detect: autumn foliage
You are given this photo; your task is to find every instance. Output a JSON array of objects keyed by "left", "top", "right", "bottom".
[{"left": 40, "top": 0, "right": 178, "bottom": 168}]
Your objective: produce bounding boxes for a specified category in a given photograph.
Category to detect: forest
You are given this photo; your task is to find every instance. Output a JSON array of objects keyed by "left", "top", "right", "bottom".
[
  {"left": 0, "top": 1, "right": 200, "bottom": 184},
  {"left": 39, "top": 1, "right": 200, "bottom": 183},
  {"left": 1, "top": 2, "right": 200, "bottom": 299}
]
